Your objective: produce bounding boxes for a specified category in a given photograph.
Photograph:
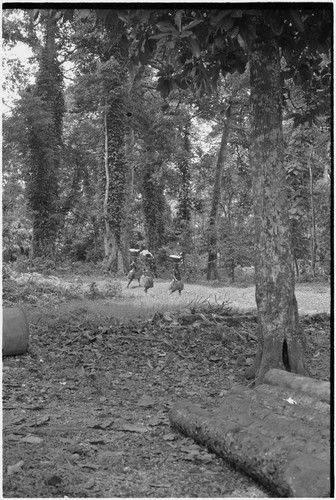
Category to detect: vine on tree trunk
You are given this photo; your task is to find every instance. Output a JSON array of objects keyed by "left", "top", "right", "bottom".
[{"left": 249, "top": 39, "right": 309, "bottom": 383}]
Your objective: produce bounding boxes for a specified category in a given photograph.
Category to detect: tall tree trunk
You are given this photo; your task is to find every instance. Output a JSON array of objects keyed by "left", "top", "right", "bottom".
[
  {"left": 207, "top": 113, "right": 232, "bottom": 281},
  {"left": 308, "top": 146, "right": 317, "bottom": 277},
  {"left": 103, "top": 105, "right": 118, "bottom": 271},
  {"left": 142, "top": 160, "right": 166, "bottom": 253},
  {"left": 26, "top": 10, "right": 64, "bottom": 258},
  {"left": 123, "top": 124, "right": 135, "bottom": 271},
  {"left": 101, "top": 58, "right": 128, "bottom": 273},
  {"left": 249, "top": 39, "right": 309, "bottom": 384},
  {"left": 176, "top": 122, "right": 192, "bottom": 270}
]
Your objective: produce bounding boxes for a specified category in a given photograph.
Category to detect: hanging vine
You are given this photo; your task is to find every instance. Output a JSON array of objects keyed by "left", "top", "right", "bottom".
[{"left": 100, "top": 57, "right": 127, "bottom": 272}]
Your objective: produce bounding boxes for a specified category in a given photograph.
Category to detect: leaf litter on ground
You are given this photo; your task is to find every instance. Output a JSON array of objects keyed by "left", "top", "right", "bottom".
[{"left": 3, "top": 275, "right": 330, "bottom": 497}]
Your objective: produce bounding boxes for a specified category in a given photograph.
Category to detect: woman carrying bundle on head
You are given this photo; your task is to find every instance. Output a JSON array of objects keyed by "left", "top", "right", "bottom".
[
  {"left": 126, "top": 260, "right": 141, "bottom": 288},
  {"left": 140, "top": 268, "right": 154, "bottom": 293},
  {"left": 173, "top": 262, "right": 182, "bottom": 282},
  {"left": 169, "top": 262, "right": 184, "bottom": 295}
]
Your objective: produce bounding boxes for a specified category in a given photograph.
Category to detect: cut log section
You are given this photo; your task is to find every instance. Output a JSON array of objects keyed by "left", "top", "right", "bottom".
[
  {"left": 264, "top": 368, "right": 330, "bottom": 404},
  {"left": 3, "top": 308, "right": 29, "bottom": 356},
  {"left": 169, "top": 373, "right": 330, "bottom": 497}
]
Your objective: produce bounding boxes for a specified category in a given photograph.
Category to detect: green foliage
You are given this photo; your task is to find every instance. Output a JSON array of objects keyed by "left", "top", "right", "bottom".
[
  {"left": 2, "top": 269, "right": 123, "bottom": 308},
  {"left": 141, "top": 164, "right": 167, "bottom": 252},
  {"left": 175, "top": 122, "right": 192, "bottom": 223},
  {"left": 219, "top": 218, "right": 255, "bottom": 278},
  {"left": 3, "top": 7, "right": 330, "bottom": 288},
  {"left": 105, "top": 61, "right": 128, "bottom": 244},
  {"left": 285, "top": 121, "right": 330, "bottom": 273},
  {"left": 20, "top": 12, "right": 65, "bottom": 257},
  {"left": 101, "top": 9, "right": 331, "bottom": 103}
]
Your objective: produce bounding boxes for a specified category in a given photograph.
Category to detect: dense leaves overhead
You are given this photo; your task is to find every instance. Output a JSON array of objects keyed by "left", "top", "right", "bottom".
[
  {"left": 75, "top": 8, "right": 332, "bottom": 99},
  {"left": 28, "top": 7, "right": 331, "bottom": 115}
]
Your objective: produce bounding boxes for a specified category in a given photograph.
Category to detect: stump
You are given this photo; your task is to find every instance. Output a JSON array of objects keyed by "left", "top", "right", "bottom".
[
  {"left": 169, "top": 371, "right": 330, "bottom": 497},
  {"left": 3, "top": 307, "right": 29, "bottom": 356}
]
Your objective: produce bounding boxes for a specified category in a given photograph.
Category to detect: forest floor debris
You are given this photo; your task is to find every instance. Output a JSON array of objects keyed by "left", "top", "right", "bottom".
[{"left": 3, "top": 273, "right": 330, "bottom": 497}]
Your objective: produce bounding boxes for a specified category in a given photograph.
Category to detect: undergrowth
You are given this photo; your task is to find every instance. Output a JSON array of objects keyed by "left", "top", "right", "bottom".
[
  {"left": 2, "top": 270, "right": 122, "bottom": 308},
  {"left": 186, "top": 295, "right": 234, "bottom": 315}
]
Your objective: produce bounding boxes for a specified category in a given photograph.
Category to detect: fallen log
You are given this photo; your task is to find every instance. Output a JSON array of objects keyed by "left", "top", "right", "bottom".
[
  {"left": 264, "top": 368, "right": 330, "bottom": 404},
  {"left": 227, "top": 383, "right": 330, "bottom": 426},
  {"left": 253, "top": 384, "right": 330, "bottom": 417},
  {"left": 169, "top": 383, "right": 330, "bottom": 497}
]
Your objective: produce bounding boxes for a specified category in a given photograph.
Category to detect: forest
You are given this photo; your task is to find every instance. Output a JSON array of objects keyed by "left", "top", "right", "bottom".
[
  {"left": 3, "top": 7, "right": 331, "bottom": 376},
  {"left": 2, "top": 7, "right": 332, "bottom": 498},
  {"left": 3, "top": 8, "right": 331, "bottom": 277}
]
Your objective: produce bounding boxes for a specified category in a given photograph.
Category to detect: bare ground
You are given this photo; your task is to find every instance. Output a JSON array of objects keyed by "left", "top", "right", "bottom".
[
  {"left": 30, "top": 276, "right": 329, "bottom": 322},
  {"left": 3, "top": 275, "right": 330, "bottom": 497}
]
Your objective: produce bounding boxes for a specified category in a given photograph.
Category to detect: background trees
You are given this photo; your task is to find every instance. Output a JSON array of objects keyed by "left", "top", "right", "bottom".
[
  {"left": 3, "top": 8, "right": 330, "bottom": 277},
  {"left": 2, "top": 7, "right": 331, "bottom": 382},
  {"left": 3, "top": 9, "right": 330, "bottom": 282}
]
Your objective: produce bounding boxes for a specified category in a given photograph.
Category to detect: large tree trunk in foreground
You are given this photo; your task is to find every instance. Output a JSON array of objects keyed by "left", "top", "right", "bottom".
[
  {"left": 169, "top": 375, "right": 330, "bottom": 497},
  {"left": 249, "top": 40, "right": 309, "bottom": 383}
]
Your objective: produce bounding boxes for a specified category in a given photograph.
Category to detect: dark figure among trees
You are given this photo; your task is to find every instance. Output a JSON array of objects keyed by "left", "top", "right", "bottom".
[{"left": 170, "top": 262, "right": 184, "bottom": 295}]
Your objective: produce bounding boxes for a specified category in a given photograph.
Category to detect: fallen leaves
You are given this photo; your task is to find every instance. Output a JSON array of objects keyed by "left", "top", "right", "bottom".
[
  {"left": 88, "top": 419, "right": 114, "bottom": 430},
  {"left": 2, "top": 290, "right": 329, "bottom": 498},
  {"left": 84, "top": 477, "right": 96, "bottom": 489},
  {"left": 162, "top": 433, "right": 176, "bottom": 441},
  {"left": 45, "top": 475, "right": 62, "bottom": 486},
  {"left": 120, "top": 423, "right": 149, "bottom": 433},
  {"left": 28, "top": 415, "right": 50, "bottom": 427},
  {"left": 7, "top": 461, "right": 24, "bottom": 476},
  {"left": 20, "top": 435, "right": 44, "bottom": 444},
  {"left": 137, "top": 395, "right": 155, "bottom": 408},
  {"left": 77, "top": 462, "right": 100, "bottom": 470}
]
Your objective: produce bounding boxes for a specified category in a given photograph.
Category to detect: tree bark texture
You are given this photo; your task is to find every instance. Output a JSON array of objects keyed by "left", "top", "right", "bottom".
[
  {"left": 175, "top": 122, "right": 193, "bottom": 261},
  {"left": 169, "top": 378, "right": 330, "bottom": 497},
  {"left": 207, "top": 117, "right": 231, "bottom": 281},
  {"left": 27, "top": 11, "right": 64, "bottom": 258},
  {"left": 123, "top": 125, "right": 135, "bottom": 272},
  {"left": 177, "top": 122, "right": 192, "bottom": 223},
  {"left": 142, "top": 162, "right": 166, "bottom": 253},
  {"left": 249, "top": 40, "right": 309, "bottom": 383},
  {"left": 308, "top": 147, "right": 317, "bottom": 277},
  {"left": 103, "top": 106, "right": 119, "bottom": 272},
  {"left": 102, "top": 63, "right": 127, "bottom": 272}
]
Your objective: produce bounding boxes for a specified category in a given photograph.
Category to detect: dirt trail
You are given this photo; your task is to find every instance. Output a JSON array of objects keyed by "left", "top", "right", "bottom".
[{"left": 76, "top": 277, "right": 330, "bottom": 320}]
